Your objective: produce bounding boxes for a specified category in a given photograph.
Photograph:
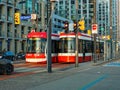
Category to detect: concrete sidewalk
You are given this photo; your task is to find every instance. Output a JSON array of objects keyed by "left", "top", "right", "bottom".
[
  {"left": 13, "top": 58, "right": 120, "bottom": 73},
  {"left": 55, "top": 58, "right": 120, "bottom": 72}
]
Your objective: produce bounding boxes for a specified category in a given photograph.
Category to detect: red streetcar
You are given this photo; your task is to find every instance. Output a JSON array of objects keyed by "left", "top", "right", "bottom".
[
  {"left": 58, "top": 32, "right": 101, "bottom": 63},
  {"left": 26, "top": 31, "right": 59, "bottom": 63}
]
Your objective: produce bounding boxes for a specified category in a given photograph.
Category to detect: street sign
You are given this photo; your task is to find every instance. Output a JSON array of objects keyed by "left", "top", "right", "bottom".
[
  {"left": 92, "top": 24, "right": 98, "bottom": 34},
  {"left": 20, "top": 16, "right": 31, "bottom": 20},
  {"left": 69, "top": 23, "right": 74, "bottom": 31},
  {"left": 31, "top": 14, "right": 36, "bottom": 20}
]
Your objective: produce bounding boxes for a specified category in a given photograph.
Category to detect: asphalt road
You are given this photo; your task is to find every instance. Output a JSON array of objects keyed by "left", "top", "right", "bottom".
[{"left": 0, "top": 60, "right": 120, "bottom": 90}]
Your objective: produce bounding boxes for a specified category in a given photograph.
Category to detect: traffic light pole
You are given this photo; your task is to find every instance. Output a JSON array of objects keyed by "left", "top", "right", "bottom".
[
  {"left": 110, "top": 0, "right": 113, "bottom": 59},
  {"left": 93, "top": 0, "right": 97, "bottom": 63},
  {"left": 75, "top": 0, "right": 79, "bottom": 67}
]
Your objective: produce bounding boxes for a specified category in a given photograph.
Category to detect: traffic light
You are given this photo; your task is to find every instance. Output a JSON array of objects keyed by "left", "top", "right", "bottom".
[
  {"left": 14, "top": 13, "right": 20, "bottom": 24},
  {"left": 64, "top": 21, "right": 69, "bottom": 33},
  {"left": 78, "top": 19, "right": 85, "bottom": 31},
  {"left": 73, "top": 20, "right": 77, "bottom": 33}
]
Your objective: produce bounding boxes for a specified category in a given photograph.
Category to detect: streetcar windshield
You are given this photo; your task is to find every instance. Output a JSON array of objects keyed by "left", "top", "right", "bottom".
[
  {"left": 59, "top": 38, "right": 75, "bottom": 53},
  {"left": 27, "top": 38, "right": 46, "bottom": 53}
]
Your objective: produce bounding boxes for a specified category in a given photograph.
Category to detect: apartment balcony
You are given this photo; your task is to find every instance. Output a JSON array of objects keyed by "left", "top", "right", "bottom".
[
  {"left": 7, "top": 0, "right": 14, "bottom": 6},
  {"left": 0, "top": 15, "right": 6, "bottom": 22},
  {"left": 0, "top": 0, "right": 6, "bottom": 5},
  {"left": 21, "top": 34, "right": 27, "bottom": 41},
  {"left": 21, "top": 20, "right": 32, "bottom": 26},
  {"left": 89, "top": 8, "right": 94, "bottom": 12},
  {"left": 21, "top": 34, "right": 26, "bottom": 38},
  {"left": 14, "top": 33, "right": 20, "bottom": 39},
  {"left": 7, "top": 16, "right": 13, "bottom": 23},
  {"left": 14, "top": 4, "right": 20, "bottom": 9},
  {"left": 7, "top": 32, "right": 13, "bottom": 38},
  {"left": 0, "top": 31, "right": 5, "bottom": 38}
]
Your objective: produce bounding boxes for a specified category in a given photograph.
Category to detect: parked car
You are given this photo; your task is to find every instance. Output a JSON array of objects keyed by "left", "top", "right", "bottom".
[
  {"left": 2, "top": 51, "right": 15, "bottom": 61},
  {"left": 15, "top": 52, "right": 25, "bottom": 60},
  {"left": 0, "top": 58, "right": 14, "bottom": 75}
]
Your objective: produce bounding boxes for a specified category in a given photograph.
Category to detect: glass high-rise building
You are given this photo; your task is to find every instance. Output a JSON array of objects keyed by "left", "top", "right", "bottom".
[
  {"left": 0, "top": 0, "right": 43, "bottom": 54},
  {"left": 55, "top": 0, "right": 94, "bottom": 32}
]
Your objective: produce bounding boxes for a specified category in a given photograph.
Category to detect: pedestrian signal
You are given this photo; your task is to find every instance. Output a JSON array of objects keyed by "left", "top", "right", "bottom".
[{"left": 14, "top": 13, "right": 20, "bottom": 24}]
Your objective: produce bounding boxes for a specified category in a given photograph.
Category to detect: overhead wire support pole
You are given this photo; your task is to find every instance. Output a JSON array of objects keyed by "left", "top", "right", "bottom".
[
  {"left": 47, "top": 0, "right": 52, "bottom": 73},
  {"left": 75, "top": 0, "right": 79, "bottom": 67},
  {"left": 47, "top": 0, "right": 56, "bottom": 73},
  {"left": 32, "top": 0, "right": 35, "bottom": 26},
  {"left": 110, "top": 0, "right": 112, "bottom": 58},
  {"left": 93, "top": 0, "right": 97, "bottom": 63}
]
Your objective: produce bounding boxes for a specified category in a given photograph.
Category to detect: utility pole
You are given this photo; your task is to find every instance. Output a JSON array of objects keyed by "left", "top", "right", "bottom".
[
  {"left": 32, "top": 0, "right": 36, "bottom": 31},
  {"left": 47, "top": 0, "right": 52, "bottom": 73},
  {"left": 110, "top": 0, "right": 113, "bottom": 59},
  {"left": 93, "top": 0, "right": 97, "bottom": 63},
  {"left": 41, "top": 0, "right": 45, "bottom": 31},
  {"left": 104, "top": 3, "right": 107, "bottom": 61},
  {"left": 116, "top": 1, "right": 120, "bottom": 56},
  {"left": 47, "top": 0, "right": 56, "bottom": 73},
  {"left": 75, "top": 0, "right": 79, "bottom": 67}
]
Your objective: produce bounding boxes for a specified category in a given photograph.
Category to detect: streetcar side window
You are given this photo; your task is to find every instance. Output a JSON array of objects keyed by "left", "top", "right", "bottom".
[
  {"left": 81, "top": 40, "right": 92, "bottom": 53},
  {"left": 86, "top": 40, "right": 92, "bottom": 53},
  {"left": 99, "top": 42, "right": 104, "bottom": 53},
  {"left": 78, "top": 39, "right": 82, "bottom": 53},
  {"left": 39, "top": 39, "right": 46, "bottom": 53},
  {"left": 67, "top": 38, "right": 75, "bottom": 53},
  {"left": 52, "top": 40, "right": 59, "bottom": 53},
  {"left": 59, "top": 38, "right": 75, "bottom": 53}
]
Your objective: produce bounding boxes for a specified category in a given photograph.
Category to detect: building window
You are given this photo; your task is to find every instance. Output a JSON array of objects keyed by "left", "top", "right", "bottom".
[{"left": 71, "top": 0, "right": 75, "bottom": 4}]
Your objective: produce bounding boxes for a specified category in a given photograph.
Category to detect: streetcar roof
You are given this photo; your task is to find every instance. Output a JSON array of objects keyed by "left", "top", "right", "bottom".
[
  {"left": 27, "top": 32, "right": 47, "bottom": 38},
  {"left": 60, "top": 32, "right": 91, "bottom": 39},
  {"left": 27, "top": 32, "right": 59, "bottom": 39}
]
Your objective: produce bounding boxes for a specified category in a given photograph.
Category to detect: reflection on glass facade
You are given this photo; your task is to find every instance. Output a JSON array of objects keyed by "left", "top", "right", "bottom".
[{"left": 26, "top": 0, "right": 32, "bottom": 13}]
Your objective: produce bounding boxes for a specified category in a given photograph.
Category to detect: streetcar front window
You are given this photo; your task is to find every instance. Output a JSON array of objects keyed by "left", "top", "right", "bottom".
[
  {"left": 27, "top": 38, "right": 46, "bottom": 53},
  {"left": 59, "top": 38, "right": 75, "bottom": 53}
]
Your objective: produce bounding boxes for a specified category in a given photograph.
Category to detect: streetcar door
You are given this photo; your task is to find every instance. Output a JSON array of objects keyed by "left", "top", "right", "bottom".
[{"left": 82, "top": 40, "right": 86, "bottom": 61}]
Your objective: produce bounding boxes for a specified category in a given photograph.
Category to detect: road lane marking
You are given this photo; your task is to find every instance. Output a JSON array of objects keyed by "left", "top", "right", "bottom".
[
  {"left": 103, "top": 62, "right": 120, "bottom": 67},
  {"left": 80, "top": 74, "right": 108, "bottom": 90},
  {"left": 77, "top": 68, "right": 91, "bottom": 72}
]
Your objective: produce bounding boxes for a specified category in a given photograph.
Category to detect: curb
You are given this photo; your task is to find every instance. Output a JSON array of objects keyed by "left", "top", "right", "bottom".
[{"left": 92, "top": 58, "right": 120, "bottom": 66}]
